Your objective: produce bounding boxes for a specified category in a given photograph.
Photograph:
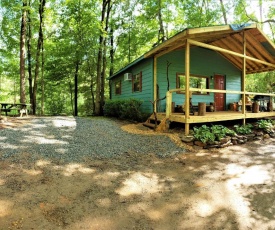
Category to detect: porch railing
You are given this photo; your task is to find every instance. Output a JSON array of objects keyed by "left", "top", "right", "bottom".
[{"left": 165, "top": 88, "right": 275, "bottom": 119}]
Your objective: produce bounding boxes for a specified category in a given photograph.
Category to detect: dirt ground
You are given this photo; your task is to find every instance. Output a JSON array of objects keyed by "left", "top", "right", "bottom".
[{"left": 0, "top": 117, "right": 275, "bottom": 230}]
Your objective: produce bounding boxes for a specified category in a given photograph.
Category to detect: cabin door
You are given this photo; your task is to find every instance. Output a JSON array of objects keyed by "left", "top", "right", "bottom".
[{"left": 214, "top": 74, "right": 225, "bottom": 111}]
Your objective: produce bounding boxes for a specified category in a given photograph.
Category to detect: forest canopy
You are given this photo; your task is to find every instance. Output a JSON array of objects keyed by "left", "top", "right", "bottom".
[{"left": 0, "top": 0, "right": 274, "bottom": 116}]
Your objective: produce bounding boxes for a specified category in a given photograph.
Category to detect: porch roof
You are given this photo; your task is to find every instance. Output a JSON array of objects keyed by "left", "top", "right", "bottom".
[{"left": 144, "top": 24, "right": 275, "bottom": 74}]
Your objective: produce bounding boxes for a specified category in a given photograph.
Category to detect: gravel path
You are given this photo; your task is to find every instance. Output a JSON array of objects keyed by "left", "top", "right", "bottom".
[{"left": 0, "top": 116, "right": 185, "bottom": 163}]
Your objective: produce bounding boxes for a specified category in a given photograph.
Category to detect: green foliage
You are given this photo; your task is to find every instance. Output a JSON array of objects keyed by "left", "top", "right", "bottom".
[
  {"left": 193, "top": 125, "right": 235, "bottom": 143},
  {"left": 256, "top": 119, "right": 274, "bottom": 133},
  {"left": 193, "top": 125, "right": 215, "bottom": 143},
  {"left": 234, "top": 124, "right": 253, "bottom": 135},
  {"left": 246, "top": 72, "right": 275, "bottom": 93},
  {"left": 1, "top": 0, "right": 275, "bottom": 115},
  {"left": 211, "top": 125, "right": 236, "bottom": 140},
  {"left": 104, "top": 98, "right": 145, "bottom": 122}
]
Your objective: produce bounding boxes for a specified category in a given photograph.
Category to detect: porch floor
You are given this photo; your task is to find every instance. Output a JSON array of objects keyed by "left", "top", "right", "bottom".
[{"left": 157, "top": 111, "right": 275, "bottom": 124}]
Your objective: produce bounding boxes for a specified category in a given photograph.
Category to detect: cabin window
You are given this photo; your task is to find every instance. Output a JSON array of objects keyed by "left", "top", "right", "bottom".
[
  {"left": 176, "top": 73, "right": 209, "bottom": 95},
  {"left": 132, "top": 72, "right": 142, "bottom": 92},
  {"left": 115, "top": 81, "right": 121, "bottom": 95}
]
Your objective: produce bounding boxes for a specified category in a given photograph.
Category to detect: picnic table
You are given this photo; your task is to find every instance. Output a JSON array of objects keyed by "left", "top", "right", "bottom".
[{"left": 0, "top": 103, "right": 31, "bottom": 117}]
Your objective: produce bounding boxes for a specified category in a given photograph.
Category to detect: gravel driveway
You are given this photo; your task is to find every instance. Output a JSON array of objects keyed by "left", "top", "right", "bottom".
[
  {"left": 0, "top": 116, "right": 185, "bottom": 163},
  {"left": 1, "top": 116, "right": 275, "bottom": 229}
]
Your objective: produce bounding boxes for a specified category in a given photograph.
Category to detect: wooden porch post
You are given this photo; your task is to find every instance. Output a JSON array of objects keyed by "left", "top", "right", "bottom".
[
  {"left": 185, "top": 39, "right": 190, "bottom": 135},
  {"left": 153, "top": 56, "right": 157, "bottom": 112},
  {"left": 242, "top": 31, "right": 246, "bottom": 125}
]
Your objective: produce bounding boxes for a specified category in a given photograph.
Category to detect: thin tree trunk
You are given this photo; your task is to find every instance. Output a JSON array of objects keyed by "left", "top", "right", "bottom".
[
  {"left": 87, "top": 58, "right": 96, "bottom": 112},
  {"left": 27, "top": 0, "right": 33, "bottom": 105},
  {"left": 100, "top": 0, "right": 112, "bottom": 115},
  {"left": 109, "top": 27, "right": 114, "bottom": 99},
  {"left": 157, "top": 0, "right": 166, "bottom": 43},
  {"left": 95, "top": 0, "right": 111, "bottom": 116},
  {"left": 91, "top": 78, "right": 95, "bottom": 113},
  {"left": 33, "top": 0, "right": 45, "bottom": 115},
  {"left": 41, "top": 38, "right": 45, "bottom": 115},
  {"left": 220, "top": 0, "right": 228, "bottom": 24},
  {"left": 69, "top": 81, "right": 74, "bottom": 114},
  {"left": 74, "top": 61, "right": 79, "bottom": 116},
  {"left": 20, "top": 0, "right": 27, "bottom": 104}
]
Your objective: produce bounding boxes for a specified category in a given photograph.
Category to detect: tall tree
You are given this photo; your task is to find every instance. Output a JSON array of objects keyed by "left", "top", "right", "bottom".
[
  {"left": 27, "top": 0, "right": 33, "bottom": 105},
  {"left": 20, "top": 0, "right": 27, "bottom": 103},
  {"left": 220, "top": 0, "right": 228, "bottom": 24},
  {"left": 95, "top": 0, "right": 112, "bottom": 116},
  {"left": 32, "top": 0, "right": 46, "bottom": 115}
]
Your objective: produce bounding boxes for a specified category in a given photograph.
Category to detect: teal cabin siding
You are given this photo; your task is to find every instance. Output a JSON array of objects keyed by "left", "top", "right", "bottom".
[
  {"left": 156, "top": 47, "right": 241, "bottom": 111},
  {"left": 110, "top": 58, "right": 154, "bottom": 113}
]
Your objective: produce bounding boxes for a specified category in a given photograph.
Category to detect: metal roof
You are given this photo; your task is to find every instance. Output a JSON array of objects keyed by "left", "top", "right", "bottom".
[
  {"left": 144, "top": 23, "right": 275, "bottom": 74},
  {"left": 110, "top": 23, "right": 275, "bottom": 79}
]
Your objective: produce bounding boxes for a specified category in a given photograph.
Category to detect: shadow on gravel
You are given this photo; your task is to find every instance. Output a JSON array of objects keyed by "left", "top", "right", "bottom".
[{"left": 0, "top": 117, "right": 274, "bottom": 229}]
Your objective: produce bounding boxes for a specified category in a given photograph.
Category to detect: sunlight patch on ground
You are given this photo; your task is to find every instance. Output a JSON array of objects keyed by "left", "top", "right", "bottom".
[
  {"left": 226, "top": 164, "right": 272, "bottom": 186},
  {"left": 23, "top": 169, "right": 42, "bottom": 176},
  {"left": 52, "top": 117, "right": 76, "bottom": 130},
  {"left": 0, "top": 178, "right": 5, "bottom": 185},
  {"left": 146, "top": 209, "right": 165, "bottom": 220},
  {"left": 36, "top": 160, "right": 51, "bottom": 167},
  {"left": 55, "top": 148, "right": 67, "bottom": 154},
  {"left": 116, "top": 172, "right": 161, "bottom": 197},
  {"left": 55, "top": 163, "right": 96, "bottom": 176},
  {"left": 0, "top": 143, "right": 19, "bottom": 150},
  {"left": 0, "top": 200, "right": 12, "bottom": 217},
  {"left": 67, "top": 216, "right": 115, "bottom": 230},
  {"left": 194, "top": 200, "right": 215, "bottom": 217},
  {"left": 21, "top": 136, "right": 69, "bottom": 145}
]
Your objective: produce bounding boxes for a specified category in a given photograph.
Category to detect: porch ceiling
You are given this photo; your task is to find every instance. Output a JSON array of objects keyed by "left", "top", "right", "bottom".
[{"left": 144, "top": 24, "right": 275, "bottom": 74}]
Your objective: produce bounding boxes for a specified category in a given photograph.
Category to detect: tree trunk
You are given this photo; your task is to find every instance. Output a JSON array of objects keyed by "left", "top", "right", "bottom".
[
  {"left": 41, "top": 38, "right": 45, "bottom": 115},
  {"left": 109, "top": 27, "right": 114, "bottom": 100},
  {"left": 33, "top": 0, "right": 46, "bottom": 115},
  {"left": 20, "top": 0, "right": 27, "bottom": 104},
  {"left": 94, "top": 0, "right": 112, "bottom": 116},
  {"left": 157, "top": 0, "right": 166, "bottom": 43},
  {"left": 69, "top": 81, "right": 74, "bottom": 114},
  {"left": 91, "top": 79, "right": 95, "bottom": 113},
  {"left": 100, "top": 0, "right": 112, "bottom": 115},
  {"left": 27, "top": 0, "right": 33, "bottom": 106},
  {"left": 74, "top": 61, "right": 79, "bottom": 116},
  {"left": 220, "top": 0, "right": 228, "bottom": 24}
]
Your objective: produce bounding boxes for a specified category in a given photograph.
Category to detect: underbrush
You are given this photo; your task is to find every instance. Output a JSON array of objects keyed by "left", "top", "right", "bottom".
[
  {"left": 193, "top": 119, "right": 275, "bottom": 144},
  {"left": 104, "top": 98, "right": 150, "bottom": 122}
]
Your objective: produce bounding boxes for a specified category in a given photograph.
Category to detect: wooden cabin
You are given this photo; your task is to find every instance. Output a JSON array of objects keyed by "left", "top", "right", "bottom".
[{"left": 108, "top": 24, "right": 275, "bottom": 134}]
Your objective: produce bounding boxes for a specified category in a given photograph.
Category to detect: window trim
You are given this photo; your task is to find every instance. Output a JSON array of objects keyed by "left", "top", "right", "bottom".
[
  {"left": 132, "top": 71, "right": 142, "bottom": 92},
  {"left": 115, "top": 80, "right": 121, "bottom": 95},
  {"left": 176, "top": 73, "right": 210, "bottom": 95}
]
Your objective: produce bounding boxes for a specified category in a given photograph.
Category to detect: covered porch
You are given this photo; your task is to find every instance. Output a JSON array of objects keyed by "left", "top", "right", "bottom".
[
  {"left": 144, "top": 24, "right": 275, "bottom": 135},
  {"left": 163, "top": 88, "right": 275, "bottom": 134}
]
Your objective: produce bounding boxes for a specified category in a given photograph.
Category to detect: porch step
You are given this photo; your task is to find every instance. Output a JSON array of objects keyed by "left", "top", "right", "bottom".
[{"left": 143, "top": 113, "right": 168, "bottom": 131}]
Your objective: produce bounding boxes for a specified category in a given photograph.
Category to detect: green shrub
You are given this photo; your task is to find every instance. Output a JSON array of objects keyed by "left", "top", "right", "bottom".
[
  {"left": 193, "top": 124, "right": 236, "bottom": 143},
  {"left": 256, "top": 119, "right": 274, "bottom": 133},
  {"left": 104, "top": 98, "right": 145, "bottom": 121},
  {"left": 211, "top": 125, "right": 236, "bottom": 141},
  {"left": 234, "top": 124, "right": 253, "bottom": 135},
  {"left": 193, "top": 125, "right": 215, "bottom": 143}
]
